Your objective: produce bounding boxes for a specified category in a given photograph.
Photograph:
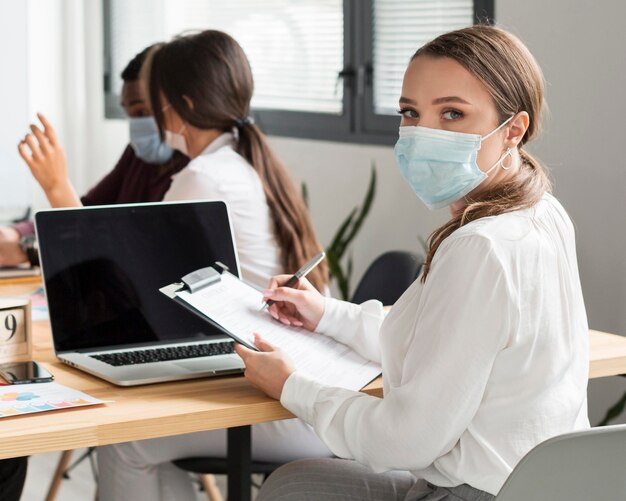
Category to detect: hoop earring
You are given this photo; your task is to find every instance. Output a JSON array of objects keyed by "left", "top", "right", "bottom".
[{"left": 501, "top": 148, "right": 513, "bottom": 170}]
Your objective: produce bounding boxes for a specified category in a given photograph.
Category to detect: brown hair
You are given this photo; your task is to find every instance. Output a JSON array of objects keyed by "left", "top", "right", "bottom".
[
  {"left": 148, "top": 30, "right": 328, "bottom": 290},
  {"left": 413, "top": 25, "right": 552, "bottom": 281}
]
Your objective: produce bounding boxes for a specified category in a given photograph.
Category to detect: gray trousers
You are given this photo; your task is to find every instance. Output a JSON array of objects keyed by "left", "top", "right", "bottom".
[{"left": 256, "top": 458, "right": 495, "bottom": 501}]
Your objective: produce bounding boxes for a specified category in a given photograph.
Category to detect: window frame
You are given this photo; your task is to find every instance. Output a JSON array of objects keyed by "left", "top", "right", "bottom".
[{"left": 102, "top": 0, "right": 494, "bottom": 145}]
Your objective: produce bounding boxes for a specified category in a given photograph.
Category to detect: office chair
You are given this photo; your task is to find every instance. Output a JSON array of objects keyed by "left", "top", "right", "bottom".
[
  {"left": 351, "top": 250, "right": 423, "bottom": 304},
  {"left": 172, "top": 250, "right": 423, "bottom": 500},
  {"left": 495, "top": 424, "right": 626, "bottom": 500}
]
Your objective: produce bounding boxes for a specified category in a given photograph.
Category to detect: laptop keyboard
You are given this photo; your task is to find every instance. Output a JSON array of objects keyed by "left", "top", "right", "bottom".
[{"left": 90, "top": 342, "right": 235, "bottom": 367}]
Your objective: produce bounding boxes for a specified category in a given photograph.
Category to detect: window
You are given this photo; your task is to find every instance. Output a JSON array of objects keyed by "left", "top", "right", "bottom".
[{"left": 103, "top": 0, "right": 493, "bottom": 145}]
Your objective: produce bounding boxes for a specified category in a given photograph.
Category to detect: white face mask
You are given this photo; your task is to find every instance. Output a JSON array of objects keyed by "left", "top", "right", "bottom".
[
  {"left": 164, "top": 126, "right": 188, "bottom": 156},
  {"left": 162, "top": 103, "right": 189, "bottom": 156},
  {"left": 393, "top": 115, "right": 515, "bottom": 210}
]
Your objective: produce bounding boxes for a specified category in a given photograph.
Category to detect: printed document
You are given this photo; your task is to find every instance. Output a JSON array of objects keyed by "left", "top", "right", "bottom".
[{"left": 176, "top": 273, "right": 381, "bottom": 391}]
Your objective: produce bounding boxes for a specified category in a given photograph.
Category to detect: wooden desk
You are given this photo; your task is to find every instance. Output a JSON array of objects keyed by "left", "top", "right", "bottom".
[
  {"left": 0, "top": 280, "right": 382, "bottom": 499},
  {"left": 2, "top": 280, "right": 626, "bottom": 499},
  {"left": 2, "top": 321, "right": 624, "bottom": 458}
]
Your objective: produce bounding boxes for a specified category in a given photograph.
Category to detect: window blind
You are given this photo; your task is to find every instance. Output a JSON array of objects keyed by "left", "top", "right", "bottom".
[
  {"left": 107, "top": 0, "right": 344, "bottom": 114},
  {"left": 372, "top": 0, "right": 474, "bottom": 115}
]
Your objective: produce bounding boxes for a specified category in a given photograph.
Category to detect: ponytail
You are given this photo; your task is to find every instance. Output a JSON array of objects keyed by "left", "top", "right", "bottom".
[{"left": 236, "top": 123, "right": 329, "bottom": 291}]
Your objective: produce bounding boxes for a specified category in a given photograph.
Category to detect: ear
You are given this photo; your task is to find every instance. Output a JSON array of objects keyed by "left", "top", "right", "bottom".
[
  {"left": 182, "top": 95, "right": 194, "bottom": 111},
  {"left": 505, "top": 111, "right": 529, "bottom": 148}
]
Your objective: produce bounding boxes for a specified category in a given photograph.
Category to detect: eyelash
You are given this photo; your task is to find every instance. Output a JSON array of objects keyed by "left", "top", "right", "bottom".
[
  {"left": 397, "top": 108, "right": 418, "bottom": 118},
  {"left": 396, "top": 108, "right": 465, "bottom": 120},
  {"left": 442, "top": 109, "right": 464, "bottom": 120}
]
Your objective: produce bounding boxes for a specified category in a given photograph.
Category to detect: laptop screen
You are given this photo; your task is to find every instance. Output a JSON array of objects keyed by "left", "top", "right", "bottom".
[{"left": 35, "top": 201, "right": 240, "bottom": 353}]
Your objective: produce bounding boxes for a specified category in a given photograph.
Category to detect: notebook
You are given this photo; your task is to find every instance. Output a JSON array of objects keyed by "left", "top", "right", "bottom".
[{"left": 35, "top": 200, "right": 245, "bottom": 386}]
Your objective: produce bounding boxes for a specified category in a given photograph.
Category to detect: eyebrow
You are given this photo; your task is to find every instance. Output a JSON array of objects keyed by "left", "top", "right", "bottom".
[
  {"left": 432, "top": 96, "right": 471, "bottom": 105},
  {"left": 398, "top": 96, "right": 472, "bottom": 106}
]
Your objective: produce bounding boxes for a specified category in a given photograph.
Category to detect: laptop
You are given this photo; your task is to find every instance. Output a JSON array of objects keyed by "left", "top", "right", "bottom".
[{"left": 35, "top": 200, "right": 245, "bottom": 386}]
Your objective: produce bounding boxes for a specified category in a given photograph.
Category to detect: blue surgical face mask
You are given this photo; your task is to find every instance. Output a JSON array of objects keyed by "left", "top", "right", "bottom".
[
  {"left": 129, "top": 116, "right": 174, "bottom": 165},
  {"left": 393, "top": 116, "right": 514, "bottom": 210}
]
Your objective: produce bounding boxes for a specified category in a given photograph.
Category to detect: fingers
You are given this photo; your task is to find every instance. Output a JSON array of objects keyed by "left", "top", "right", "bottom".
[
  {"left": 234, "top": 343, "right": 254, "bottom": 363},
  {"left": 262, "top": 285, "right": 305, "bottom": 306},
  {"left": 37, "top": 112, "right": 58, "bottom": 146},
  {"left": 267, "top": 274, "right": 293, "bottom": 290},
  {"left": 253, "top": 333, "right": 275, "bottom": 352},
  {"left": 30, "top": 124, "right": 50, "bottom": 154},
  {"left": 17, "top": 141, "right": 34, "bottom": 165},
  {"left": 23, "top": 134, "right": 42, "bottom": 161},
  {"left": 267, "top": 306, "right": 303, "bottom": 327}
]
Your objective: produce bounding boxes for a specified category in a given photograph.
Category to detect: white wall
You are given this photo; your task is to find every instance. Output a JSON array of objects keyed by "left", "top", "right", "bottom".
[
  {"left": 5, "top": 0, "right": 626, "bottom": 423},
  {"left": 0, "top": 0, "right": 31, "bottom": 220},
  {"left": 496, "top": 0, "right": 626, "bottom": 424}
]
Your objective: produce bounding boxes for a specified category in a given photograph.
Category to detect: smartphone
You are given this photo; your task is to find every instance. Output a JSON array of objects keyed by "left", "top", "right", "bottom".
[{"left": 0, "top": 361, "right": 54, "bottom": 384}]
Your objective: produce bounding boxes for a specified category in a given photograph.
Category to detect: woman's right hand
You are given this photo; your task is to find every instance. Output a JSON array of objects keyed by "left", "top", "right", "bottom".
[
  {"left": 17, "top": 113, "right": 81, "bottom": 208},
  {"left": 263, "top": 275, "right": 325, "bottom": 331}
]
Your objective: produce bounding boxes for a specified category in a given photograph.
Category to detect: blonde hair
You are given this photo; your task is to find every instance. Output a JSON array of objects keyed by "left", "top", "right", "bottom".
[{"left": 414, "top": 25, "right": 552, "bottom": 282}]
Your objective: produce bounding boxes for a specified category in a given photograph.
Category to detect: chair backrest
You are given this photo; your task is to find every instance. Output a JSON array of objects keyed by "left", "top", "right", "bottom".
[
  {"left": 495, "top": 425, "right": 626, "bottom": 500},
  {"left": 350, "top": 251, "right": 422, "bottom": 305}
]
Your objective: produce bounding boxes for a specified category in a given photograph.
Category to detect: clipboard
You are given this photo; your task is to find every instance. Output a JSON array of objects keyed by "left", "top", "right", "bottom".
[
  {"left": 160, "top": 262, "right": 382, "bottom": 391},
  {"left": 159, "top": 262, "right": 259, "bottom": 351}
]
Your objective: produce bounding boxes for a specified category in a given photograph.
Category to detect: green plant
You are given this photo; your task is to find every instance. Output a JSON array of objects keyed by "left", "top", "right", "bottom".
[
  {"left": 301, "top": 163, "right": 377, "bottom": 300},
  {"left": 326, "top": 164, "right": 377, "bottom": 300}
]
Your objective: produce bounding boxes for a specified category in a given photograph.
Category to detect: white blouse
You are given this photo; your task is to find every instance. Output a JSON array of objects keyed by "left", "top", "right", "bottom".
[
  {"left": 280, "top": 193, "right": 589, "bottom": 495},
  {"left": 164, "top": 133, "right": 282, "bottom": 289}
]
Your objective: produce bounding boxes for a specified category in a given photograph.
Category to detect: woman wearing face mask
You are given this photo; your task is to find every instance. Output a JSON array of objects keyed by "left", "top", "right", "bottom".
[
  {"left": 0, "top": 46, "right": 189, "bottom": 268},
  {"left": 96, "top": 31, "right": 332, "bottom": 501},
  {"left": 237, "top": 25, "right": 589, "bottom": 500}
]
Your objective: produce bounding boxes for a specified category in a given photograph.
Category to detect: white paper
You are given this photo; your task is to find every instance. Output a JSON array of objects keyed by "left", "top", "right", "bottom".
[{"left": 177, "top": 274, "right": 381, "bottom": 391}]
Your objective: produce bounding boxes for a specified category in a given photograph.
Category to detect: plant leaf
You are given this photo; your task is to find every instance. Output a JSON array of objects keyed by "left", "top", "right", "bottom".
[
  {"left": 328, "top": 209, "right": 357, "bottom": 256},
  {"left": 341, "top": 165, "right": 377, "bottom": 249},
  {"left": 301, "top": 182, "right": 309, "bottom": 209}
]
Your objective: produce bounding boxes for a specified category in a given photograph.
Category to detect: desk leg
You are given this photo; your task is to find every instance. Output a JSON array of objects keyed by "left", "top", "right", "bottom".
[{"left": 227, "top": 425, "right": 252, "bottom": 501}]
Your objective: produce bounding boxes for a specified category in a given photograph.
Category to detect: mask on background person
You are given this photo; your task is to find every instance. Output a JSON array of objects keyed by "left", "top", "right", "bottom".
[
  {"left": 128, "top": 117, "right": 174, "bottom": 165},
  {"left": 393, "top": 116, "right": 514, "bottom": 210},
  {"left": 164, "top": 126, "right": 188, "bottom": 157}
]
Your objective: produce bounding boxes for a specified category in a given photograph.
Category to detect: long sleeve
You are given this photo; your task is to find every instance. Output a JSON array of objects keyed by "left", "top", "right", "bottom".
[
  {"left": 316, "top": 298, "right": 385, "bottom": 363},
  {"left": 80, "top": 147, "right": 132, "bottom": 205},
  {"left": 281, "top": 234, "right": 515, "bottom": 472}
]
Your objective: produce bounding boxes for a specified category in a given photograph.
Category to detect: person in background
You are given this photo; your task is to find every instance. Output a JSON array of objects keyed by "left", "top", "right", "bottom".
[
  {"left": 0, "top": 45, "right": 189, "bottom": 268},
  {"left": 97, "top": 30, "right": 332, "bottom": 501},
  {"left": 237, "top": 25, "right": 589, "bottom": 501},
  {"left": 0, "top": 457, "right": 27, "bottom": 501}
]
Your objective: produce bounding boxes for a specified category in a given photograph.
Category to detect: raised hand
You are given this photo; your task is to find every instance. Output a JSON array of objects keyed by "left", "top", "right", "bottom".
[{"left": 17, "top": 113, "right": 81, "bottom": 207}]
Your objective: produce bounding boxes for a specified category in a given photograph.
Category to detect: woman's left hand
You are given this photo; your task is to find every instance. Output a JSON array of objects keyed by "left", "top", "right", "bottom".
[{"left": 234, "top": 334, "right": 295, "bottom": 400}]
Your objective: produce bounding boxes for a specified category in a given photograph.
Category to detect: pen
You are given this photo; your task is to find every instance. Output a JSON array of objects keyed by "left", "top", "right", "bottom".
[{"left": 261, "top": 251, "right": 326, "bottom": 310}]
